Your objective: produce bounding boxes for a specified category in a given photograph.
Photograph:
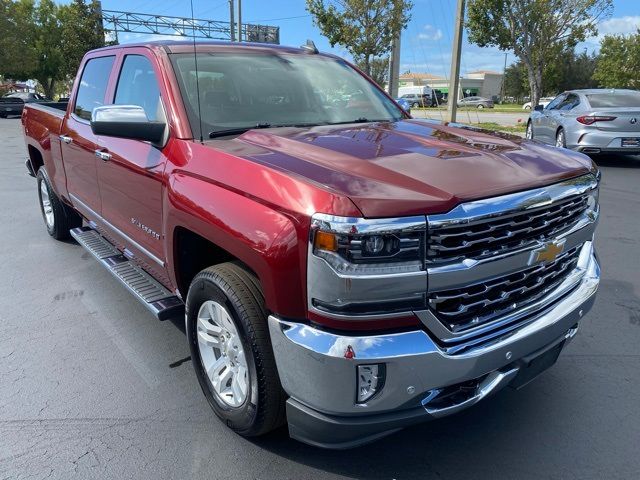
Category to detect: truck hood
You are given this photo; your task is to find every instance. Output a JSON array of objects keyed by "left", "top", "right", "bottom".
[{"left": 207, "top": 119, "right": 593, "bottom": 217}]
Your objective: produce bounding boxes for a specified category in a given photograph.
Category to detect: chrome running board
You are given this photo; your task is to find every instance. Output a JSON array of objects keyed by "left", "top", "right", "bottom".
[{"left": 70, "top": 227, "right": 184, "bottom": 321}]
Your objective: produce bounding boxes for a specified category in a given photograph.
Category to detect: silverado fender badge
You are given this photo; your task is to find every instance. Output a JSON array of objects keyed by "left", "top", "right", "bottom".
[
  {"left": 131, "top": 217, "right": 161, "bottom": 240},
  {"left": 529, "top": 238, "right": 566, "bottom": 265}
]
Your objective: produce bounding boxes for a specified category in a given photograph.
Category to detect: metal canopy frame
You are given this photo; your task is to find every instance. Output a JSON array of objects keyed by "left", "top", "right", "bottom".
[{"left": 101, "top": 10, "right": 279, "bottom": 44}]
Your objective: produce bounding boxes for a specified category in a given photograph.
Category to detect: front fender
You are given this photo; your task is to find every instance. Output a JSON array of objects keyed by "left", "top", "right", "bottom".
[{"left": 164, "top": 171, "right": 308, "bottom": 318}]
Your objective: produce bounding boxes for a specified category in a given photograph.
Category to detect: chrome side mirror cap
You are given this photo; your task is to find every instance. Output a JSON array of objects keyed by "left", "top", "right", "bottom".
[{"left": 91, "top": 105, "right": 167, "bottom": 146}]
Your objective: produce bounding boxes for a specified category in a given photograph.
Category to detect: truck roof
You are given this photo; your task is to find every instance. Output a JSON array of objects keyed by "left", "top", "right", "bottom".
[{"left": 89, "top": 40, "right": 325, "bottom": 56}]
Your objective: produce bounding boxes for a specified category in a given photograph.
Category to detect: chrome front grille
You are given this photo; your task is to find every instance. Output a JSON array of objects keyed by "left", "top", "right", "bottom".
[
  {"left": 427, "top": 194, "right": 589, "bottom": 264},
  {"left": 421, "top": 174, "right": 599, "bottom": 352},
  {"left": 428, "top": 246, "right": 581, "bottom": 332}
]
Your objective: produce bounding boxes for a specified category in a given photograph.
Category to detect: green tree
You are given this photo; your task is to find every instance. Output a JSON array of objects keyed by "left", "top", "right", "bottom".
[
  {"left": 355, "top": 56, "right": 389, "bottom": 87},
  {"left": 0, "top": 0, "right": 105, "bottom": 99},
  {"left": 503, "top": 62, "right": 527, "bottom": 102},
  {"left": 593, "top": 30, "right": 640, "bottom": 89},
  {"left": 547, "top": 49, "right": 598, "bottom": 93},
  {"left": 60, "top": 0, "right": 106, "bottom": 78},
  {"left": 466, "top": 0, "right": 612, "bottom": 108},
  {"left": 306, "top": 0, "right": 412, "bottom": 76}
]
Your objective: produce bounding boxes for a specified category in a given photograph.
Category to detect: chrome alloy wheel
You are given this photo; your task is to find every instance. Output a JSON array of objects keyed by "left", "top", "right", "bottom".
[
  {"left": 40, "top": 180, "right": 54, "bottom": 229},
  {"left": 526, "top": 122, "right": 533, "bottom": 139},
  {"left": 196, "top": 300, "right": 248, "bottom": 408}
]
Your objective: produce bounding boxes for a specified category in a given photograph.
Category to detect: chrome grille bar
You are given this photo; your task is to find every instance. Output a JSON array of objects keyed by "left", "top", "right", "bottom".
[
  {"left": 427, "top": 174, "right": 598, "bottom": 264},
  {"left": 429, "top": 247, "right": 581, "bottom": 332}
]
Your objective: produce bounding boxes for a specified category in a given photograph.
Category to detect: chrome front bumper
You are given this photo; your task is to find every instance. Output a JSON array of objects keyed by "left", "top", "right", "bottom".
[{"left": 268, "top": 249, "right": 600, "bottom": 448}]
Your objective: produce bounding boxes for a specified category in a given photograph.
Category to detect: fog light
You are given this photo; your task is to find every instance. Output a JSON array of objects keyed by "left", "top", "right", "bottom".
[
  {"left": 363, "top": 235, "right": 385, "bottom": 254},
  {"left": 357, "top": 364, "right": 386, "bottom": 403}
]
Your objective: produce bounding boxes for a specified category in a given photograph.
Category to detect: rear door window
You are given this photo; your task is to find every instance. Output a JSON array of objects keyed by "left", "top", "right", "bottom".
[
  {"left": 559, "top": 94, "right": 580, "bottom": 110},
  {"left": 546, "top": 94, "right": 566, "bottom": 110},
  {"left": 114, "top": 55, "right": 161, "bottom": 121},
  {"left": 74, "top": 56, "right": 115, "bottom": 120}
]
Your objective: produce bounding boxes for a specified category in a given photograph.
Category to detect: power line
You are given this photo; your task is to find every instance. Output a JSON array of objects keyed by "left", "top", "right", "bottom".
[{"left": 244, "top": 14, "right": 311, "bottom": 23}]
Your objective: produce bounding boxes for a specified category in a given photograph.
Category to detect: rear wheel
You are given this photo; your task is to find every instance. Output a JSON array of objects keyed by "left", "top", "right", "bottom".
[
  {"left": 556, "top": 128, "right": 566, "bottom": 148},
  {"left": 186, "top": 262, "right": 286, "bottom": 437},
  {"left": 36, "top": 168, "right": 81, "bottom": 240}
]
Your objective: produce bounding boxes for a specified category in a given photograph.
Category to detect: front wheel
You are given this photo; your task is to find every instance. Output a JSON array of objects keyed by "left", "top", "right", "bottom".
[
  {"left": 477, "top": 104, "right": 485, "bottom": 109},
  {"left": 186, "top": 262, "right": 286, "bottom": 437},
  {"left": 526, "top": 121, "right": 534, "bottom": 140},
  {"left": 36, "top": 168, "right": 81, "bottom": 240},
  {"left": 556, "top": 128, "right": 567, "bottom": 148}
]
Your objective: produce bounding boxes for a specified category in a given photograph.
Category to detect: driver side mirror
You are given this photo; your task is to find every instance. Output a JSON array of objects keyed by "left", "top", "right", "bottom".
[
  {"left": 534, "top": 105, "right": 544, "bottom": 112},
  {"left": 91, "top": 105, "right": 167, "bottom": 147}
]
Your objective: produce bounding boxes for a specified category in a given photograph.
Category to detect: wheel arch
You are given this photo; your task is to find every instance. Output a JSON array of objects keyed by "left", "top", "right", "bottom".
[
  {"left": 165, "top": 172, "right": 308, "bottom": 320},
  {"left": 27, "top": 144, "right": 44, "bottom": 173}
]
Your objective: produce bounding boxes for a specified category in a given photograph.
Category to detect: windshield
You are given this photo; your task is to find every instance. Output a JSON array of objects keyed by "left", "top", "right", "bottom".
[{"left": 169, "top": 52, "right": 404, "bottom": 139}]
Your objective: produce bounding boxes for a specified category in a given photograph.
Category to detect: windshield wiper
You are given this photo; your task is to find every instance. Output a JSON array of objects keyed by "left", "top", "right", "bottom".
[
  {"left": 208, "top": 123, "right": 272, "bottom": 139},
  {"left": 325, "top": 118, "right": 398, "bottom": 126}
]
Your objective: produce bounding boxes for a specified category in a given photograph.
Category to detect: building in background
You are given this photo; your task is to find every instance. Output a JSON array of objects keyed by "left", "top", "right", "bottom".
[{"left": 397, "top": 70, "right": 503, "bottom": 101}]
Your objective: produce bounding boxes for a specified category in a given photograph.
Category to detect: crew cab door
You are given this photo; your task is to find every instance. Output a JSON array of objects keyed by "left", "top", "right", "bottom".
[
  {"left": 95, "top": 51, "right": 168, "bottom": 275},
  {"left": 62, "top": 55, "right": 116, "bottom": 216}
]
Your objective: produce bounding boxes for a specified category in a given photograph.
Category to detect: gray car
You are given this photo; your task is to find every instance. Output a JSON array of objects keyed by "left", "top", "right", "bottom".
[
  {"left": 457, "top": 96, "right": 494, "bottom": 108},
  {"left": 527, "top": 89, "right": 640, "bottom": 155}
]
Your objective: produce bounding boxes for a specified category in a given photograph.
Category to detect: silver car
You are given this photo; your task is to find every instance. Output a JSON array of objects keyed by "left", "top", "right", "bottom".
[
  {"left": 527, "top": 89, "right": 640, "bottom": 155},
  {"left": 457, "top": 96, "right": 494, "bottom": 108}
]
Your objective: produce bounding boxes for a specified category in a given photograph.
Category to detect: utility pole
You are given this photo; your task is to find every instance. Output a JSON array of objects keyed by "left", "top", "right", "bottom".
[
  {"left": 238, "top": 0, "right": 242, "bottom": 42},
  {"left": 387, "top": 34, "right": 401, "bottom": 98},
  {"left": 445, "top": 0, "right": 465, "bottom": 123},
  {"left": 229, "top": 0, "right": 235, "bottom": 41},
  {"left": 500, "top": 52, "right": 507, "bottom": 103}
]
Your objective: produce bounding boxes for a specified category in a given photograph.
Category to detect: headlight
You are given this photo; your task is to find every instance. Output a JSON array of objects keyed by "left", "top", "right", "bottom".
[
  {"left": 311, "top": 214, "right": 426, "bottom": 274},
  {"left": 587, "top": 185, "right": 599, "bottom": 211}
]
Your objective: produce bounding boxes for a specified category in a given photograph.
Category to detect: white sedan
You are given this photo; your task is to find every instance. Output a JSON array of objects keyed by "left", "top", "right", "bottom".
[{"left": 523, "top": 97, "right": 555, "bottom": 110}]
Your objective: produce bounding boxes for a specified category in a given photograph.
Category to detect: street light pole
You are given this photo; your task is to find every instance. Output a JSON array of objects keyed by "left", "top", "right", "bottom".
[
  {"left": 229, "top": 0, "right": 235, "bottom": 41},
  {"left": 445, "top": 0, "right": 465, "bottom": 123},
  {"left": 238, "top": 0, "right": 242, "bottom": 42}
]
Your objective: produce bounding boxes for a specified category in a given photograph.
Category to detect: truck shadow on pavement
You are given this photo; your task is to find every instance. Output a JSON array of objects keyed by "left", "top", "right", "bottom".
[
  {"left": 591, "top": 153, "right": 640, "bottom": 168},
  {"left": 246, "top": 382, "right": 573, "bottom": 479}
]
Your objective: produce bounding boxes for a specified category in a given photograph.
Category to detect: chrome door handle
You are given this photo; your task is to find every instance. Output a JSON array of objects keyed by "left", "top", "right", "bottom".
[
  {"left": 59, "top": 135, "right": 72, "bottom": 144},
  {"left": 94, "top": 150, "right": 111, "bottom": 161}
]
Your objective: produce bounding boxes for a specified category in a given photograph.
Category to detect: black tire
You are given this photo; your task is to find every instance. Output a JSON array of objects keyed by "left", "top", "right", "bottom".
[
  {"left": 186, "top": 262, "right": 286, "bottom": 437},
  {"left": 0, "top": 114, "right": 6, "bottom": 118},
  {"left": 36, "top": 168, "right": 81, "bottom": 240}
]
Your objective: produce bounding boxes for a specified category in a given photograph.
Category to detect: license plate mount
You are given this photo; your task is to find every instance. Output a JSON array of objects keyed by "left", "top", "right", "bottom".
[{"left": 621, "top": 137, "right": 640, "bottom": 147}]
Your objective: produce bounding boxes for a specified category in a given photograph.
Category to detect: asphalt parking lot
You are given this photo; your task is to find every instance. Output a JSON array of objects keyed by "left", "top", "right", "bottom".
[{"left": 0, "top": 116, "right": 639, "bottom": 480}]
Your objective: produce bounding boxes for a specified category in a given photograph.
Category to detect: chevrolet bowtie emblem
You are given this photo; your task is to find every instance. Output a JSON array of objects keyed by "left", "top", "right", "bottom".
[{"left": 529, "top": 239, "right": 566, "bottom": 265}]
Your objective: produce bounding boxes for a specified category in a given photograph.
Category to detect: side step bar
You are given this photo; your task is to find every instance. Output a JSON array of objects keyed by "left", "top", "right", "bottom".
[{"left": 70, "top": 227, "right": 184, "bottom": 321}]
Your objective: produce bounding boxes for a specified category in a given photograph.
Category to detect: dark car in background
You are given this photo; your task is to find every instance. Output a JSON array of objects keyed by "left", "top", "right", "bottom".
[
  {"left": 0, "top": 92, "right": 49, "bottom": 118},
  {"left": 457, "top": 96, "right": 494, "bottom": 109},
  {"left": 395, "top": 97, "right": 412, "bottom": 113}
]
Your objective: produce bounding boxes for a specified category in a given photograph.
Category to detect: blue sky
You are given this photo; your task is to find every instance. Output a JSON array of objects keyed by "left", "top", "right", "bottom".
[{"left": 96, "top": 0, "right": 639, "bottom": 77}]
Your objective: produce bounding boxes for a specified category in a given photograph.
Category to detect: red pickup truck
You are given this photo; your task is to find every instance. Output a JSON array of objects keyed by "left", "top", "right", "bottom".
[{"left": 22, "top": 41, "right": 601, "bottom": 448}]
